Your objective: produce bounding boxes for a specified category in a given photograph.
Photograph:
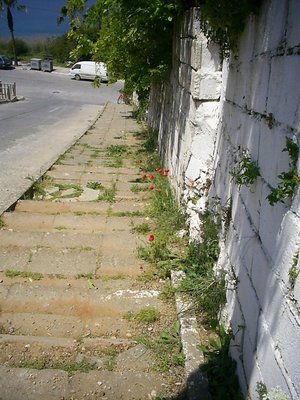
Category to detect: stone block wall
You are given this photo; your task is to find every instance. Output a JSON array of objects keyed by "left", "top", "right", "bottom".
[{"left": 148, "top": 1, "right": 300, "bottom": 399}]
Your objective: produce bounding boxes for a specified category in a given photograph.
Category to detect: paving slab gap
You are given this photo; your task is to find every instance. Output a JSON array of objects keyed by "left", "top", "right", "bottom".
[{"left": 171, "top": 270, "right": 211, "bottom": 400}]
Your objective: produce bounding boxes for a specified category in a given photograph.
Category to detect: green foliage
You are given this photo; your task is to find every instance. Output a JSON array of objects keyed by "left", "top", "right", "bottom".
[
  {"left": 267, "top": 138, "right": 299, "bottom": 206},
  {"left": 5, "top": 269, "right": 43, "bottom": 280},
  {"left": 136, "top": 321, "right": 184, "bottom": 372},
  {"left": 257, "top": 382, "right": 268, "bottom": 400},
  {"left": 62, "top": 0, "right": 184, "bottom": 100},
  {"left": 106, "top": 144, "right": 129, "bottom": 168},
  {"left": 4, "top": 37, "right": 30, "bottom": 58},
  {"left": 19, "top": 358, "right": 95, "bottom": 374},
  {"left": 289, "top": 251, "right": 299, "bottom": 289},
  {"left": 98, "top": 182, "right": 117, "bottom": 203},
  {"left": 131, "top": 222, "right": 151, "bottom": 234},
  {"left": 47, "top": 34, "right": 77, "bottom": 63},
  {"left": 0, "top": 217, "right": 5, "bottom": 229},
  {"left": 86, "top": 181, "right": 103, "bottom": 190},
  {"left": 198, "top": 0, "right": 262, "bottom": 57},
  {"left": 257, "top": 383, "right": 290, "bottom": 400},
  {"left": 59, "top": 0, "right": 262, "bottom": 107},
  {"left": 0, "top": 34, "right": 76, "bottom": 65},
  {"left": 199, "top": 324, "right": 244, "bottom": 400},
  {"left": 24, "top": 175, "right": 54, "bottom": 200},
  {"left": 231, "top": 150, "right": 260, "bottom": 188},
  {"left": 179, "top": 211, "right": 226, "bottom": 320},
  {"left": 125, "top": 307, "right": 160, "bottom": 324}
]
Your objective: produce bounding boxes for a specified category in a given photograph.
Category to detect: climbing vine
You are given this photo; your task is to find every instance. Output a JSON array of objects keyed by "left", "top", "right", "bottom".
[
  {"left": 267, "top": 138, "right": 299, "bottom": 206},
  {"left": 197, "top": 0, "right": 262, "bottom": 57}
]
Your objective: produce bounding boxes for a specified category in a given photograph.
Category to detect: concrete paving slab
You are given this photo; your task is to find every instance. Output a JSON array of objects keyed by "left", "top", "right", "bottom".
[
  {"left": 0, "top": 230, "right": 45, "bottom": 247},
  {"left": 52, "top": 214, "right": 107, "bottom": 233},
  {"left": 41, "top": 231, "right": 103, "bottom": 250},
  {"left": 2, "top": 212, "right": 56, "bottom": 232},
  {"left": 105, "top": 216, "right": 145, "bottom": 232},
  {"left": 109, "top": 199, "right": 145, "bottom": 213},
  {"left": 80, "top": 172, "right": 118, "bottom": 184},
  {"left": 76, "top": 187, "right": 100, "bottom": 201},
  {"left": 14, "top": 200, "right": 109, "bottom": 215},
  {"left": 0, "top": 245, "right": 31, "bottom": 270},
  {"left": 47, "top": 169, "right": 82, "bottom": 180},
  {"left": 27, "top": 247, "right": 99, "bottom": 276},
  {"left": 50, "top": 164, "right": 87, "bottom": 174}
]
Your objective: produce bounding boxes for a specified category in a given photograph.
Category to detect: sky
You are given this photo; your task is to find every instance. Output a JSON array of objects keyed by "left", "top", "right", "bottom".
[{"left": 0, "top": 0, "right": 91, "bottom": 40}]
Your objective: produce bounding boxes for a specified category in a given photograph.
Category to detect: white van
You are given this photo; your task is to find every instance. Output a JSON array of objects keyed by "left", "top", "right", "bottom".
[{"left": 69, "top": 61, "right": 109, "bottom": 82}]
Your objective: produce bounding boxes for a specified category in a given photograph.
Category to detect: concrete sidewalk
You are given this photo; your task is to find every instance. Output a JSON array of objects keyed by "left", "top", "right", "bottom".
[{"left": 0, "top": 103, "right": 189, "bottom": 400}]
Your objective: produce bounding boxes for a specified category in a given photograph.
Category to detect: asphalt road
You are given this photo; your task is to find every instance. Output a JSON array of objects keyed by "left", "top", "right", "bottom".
[{"left": 0, "top": 67, "right": 124, "bottom": 214}]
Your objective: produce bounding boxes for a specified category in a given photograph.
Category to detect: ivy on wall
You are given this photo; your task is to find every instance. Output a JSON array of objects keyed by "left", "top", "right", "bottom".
[{"left": 197, "top": 0, "right": 262, "bottom": 57}]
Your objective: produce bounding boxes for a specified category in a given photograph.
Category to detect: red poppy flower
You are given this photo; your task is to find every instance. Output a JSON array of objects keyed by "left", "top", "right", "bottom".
[
  {"left": 165, "top": 169, "right": 169, "bottom": 173},
  {"left": 163, "top": 172, "right": 168, "bottom": 177},
  {"left": 142, "top": 173, "right": 147, "bottom": 180},
  {"left": 149, "top": 174, "right": 155, "bottom": 180},
  {"left": 157, "top": 168, "right": 163, "bottom": 173},
  {"left": 157, "top": 189, "right": 162, "bottom": 193},
  {"left": 149, "top": 234, "right": 155, "bottom": 242},
  {"left": 149, "top": 185, "right": 154, "bottom": 190}
]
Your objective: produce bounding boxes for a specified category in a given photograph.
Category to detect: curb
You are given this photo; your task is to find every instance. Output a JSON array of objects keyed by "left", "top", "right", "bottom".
[{"left": 171, "top": 270, "right": 211, "bottom": 400}]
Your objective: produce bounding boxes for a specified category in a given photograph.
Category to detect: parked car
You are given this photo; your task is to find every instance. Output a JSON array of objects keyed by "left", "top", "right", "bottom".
[
  {"left": 0, "top": 55, "right": 12, "bottom": 69},
  {"left": 69, "top": 61, "right": 109, "bottom": 82}
]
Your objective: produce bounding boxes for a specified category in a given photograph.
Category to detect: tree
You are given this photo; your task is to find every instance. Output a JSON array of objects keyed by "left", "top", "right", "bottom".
[
  {"left": 0, "top": 0, "right": 26, "bottom": 65},
  {"left": 7, "top": 37, "right": 30, "bottom": 58},
  {"left": 61, "top": 0, "right": 183, "bottom": 101}
]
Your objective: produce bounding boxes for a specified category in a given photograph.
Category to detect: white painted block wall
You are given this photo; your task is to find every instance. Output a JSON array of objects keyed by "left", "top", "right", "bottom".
[{"left": 148, "top": 1, "right": 300, "bottom": 399}]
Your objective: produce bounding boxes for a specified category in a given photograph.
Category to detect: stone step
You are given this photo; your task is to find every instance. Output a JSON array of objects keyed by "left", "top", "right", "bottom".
[
  {"left": 14, "top": 200, "right": 110, "bottom": 215},
  {"left": 0, "top": 229, "right": 146, "bottom": 278},
  {"left": 0, "top": 230, "right": 103, "bottom": 250},
  {"left": 13, "top": 199, "right": 145, "bottom": 216},
  {"left": 0, "top": 312, "right": 132, "bottom": 338},
  {"left": 0, "top": 280, "right": 161, "bottom": 312},
  {"left": 0, "top": 367, "right": 167, "bottom": 400},
  {"left": 1, "top": 211, "right": 146, "bottom": 234},
  {"left": 0, "top": 282, "right": 162, "bottom": 337},
  {"left": 0, "top": 334, "right": 157, "bottom": 375}
]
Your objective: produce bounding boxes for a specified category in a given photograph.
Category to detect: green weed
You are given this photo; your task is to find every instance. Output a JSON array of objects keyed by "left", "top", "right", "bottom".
[
  {"left": 131, "top": 222, "right": 151, "bottom": 234},
  {"left": 23, "top": 175, "right": 54, "bottom": 200},
  {"left": 106, "top": 144, "right": 129, "bottom": 156},
  {"left": 230, "top": 150, "right": 260, "bottom": 188},
  {"left": 179, "top": 211, "right": 226, "bottom": 321},
  {"left": 130, "top": 184, "right": 148, "bottom": 193},
  {"left": 199, "top": 324, "right": 243, "bottom": 400},
  {"left": 268, "top": 137, "right": 299, "bottom": 205},
  {"left": 136, "top": 321, "right": 184, "bottom": 372},
  {"left": 107, "top": 208, "right": 143, "bottom": 217},
  {"left": 124, "top": 307, "right": 160, "bottom": 324},
  {"left": 86, "top": 181, "right": 103, "bottom": 190},
  {"left": 103, "top": 349, "right": 118, "bottom": 371},
  {"left": 5, "top": 270, "right": 43, "bottom": 280},
  {"left": 54, "top": 226, "right": 67, "bottom": 230},
  {"left": 76, "top": 273, "right": 94, "bottom": 279},
  {"left": 20, "top": 358, "right": 95, "bottom": 375},
  {"left": 106, "top": 144, "right": 129, "bottom": 168},
  {"left": 98, "top": 182, "right": 117, "bottom": 203}
]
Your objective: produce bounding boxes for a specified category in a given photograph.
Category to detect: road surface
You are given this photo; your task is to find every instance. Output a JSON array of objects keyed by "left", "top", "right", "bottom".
[{"left": 0, "top": 67, "right": 123, "bottom": 214}]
